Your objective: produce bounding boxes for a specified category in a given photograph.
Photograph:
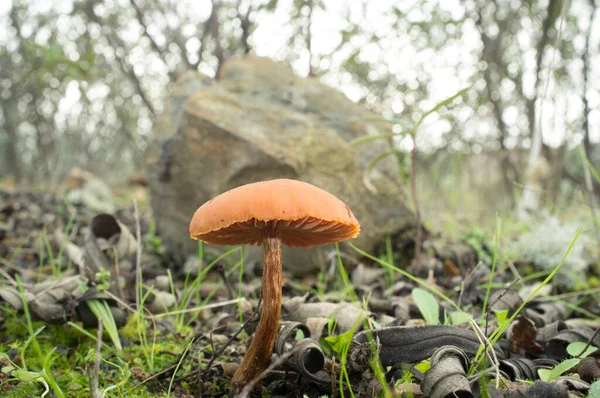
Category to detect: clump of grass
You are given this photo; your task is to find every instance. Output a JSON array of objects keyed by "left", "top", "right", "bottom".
[{"left": 14, "top": 275, "right": 65, "bottom": 398}]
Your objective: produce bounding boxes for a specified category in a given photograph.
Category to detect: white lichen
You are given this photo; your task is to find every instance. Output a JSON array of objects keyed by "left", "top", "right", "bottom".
[{"left": 510, "top": 214, "right": 592, "bottom": 287}]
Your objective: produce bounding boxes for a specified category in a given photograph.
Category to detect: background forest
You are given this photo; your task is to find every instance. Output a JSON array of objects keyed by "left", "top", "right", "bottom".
[{"left": 2, "top": 0, "right": 599, "bottom": 225}]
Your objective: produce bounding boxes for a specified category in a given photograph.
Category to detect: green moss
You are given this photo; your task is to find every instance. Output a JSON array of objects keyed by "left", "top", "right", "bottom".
[{"left": 0, "top": 304, "right": 200, "bottom": 397}]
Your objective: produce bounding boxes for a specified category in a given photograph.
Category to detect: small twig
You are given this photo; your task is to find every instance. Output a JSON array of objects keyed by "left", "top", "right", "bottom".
[
  {"left": 112, "top": 247, "right": 125, "bottom": 301},
  {"left": 469, "top": 318, "right": 500, "bottom": 389},
  {"left": 137, "top": 338, "right": 197, "bottom": 389},
  {"left": 208, "top": 332, "right": 217, "bottom": 359},
  {"left": 102, "top": 289, "right": 139, "bottom": 315},
  {"left": 484, "top": 276, "right": 522, "bottom": 336},
  {"left": 537, "top": 287, "right": 600, "bottom": 301},
  {"left": 200, "top": 296, "right": 262, "bottom": 378},
  {"left": 238, "top": 345, "right": 302, "bottom": 397},
  {"left": 133, "top": 198, "right": 142, "bottom": 310},
  {"left": 217, "top": 263, "right": 234, "bottom": 301},
  {"left": 197, "top": 351, "right": 204, "bottom": 396},
  {"left": 238, "top": 0, "right": 252, "bottom": 54},
  {"left": 90, "top": 318, "right": 103, "bottom": 398},
  {"left": 0, "top": 266, "right": 18, "bottom": 287},
  {"left": 0, "top": 257, "right": 40, "bottom": 279},
  {"left": 409, "top": 135, "right": 422, "bottom": 272},
  {"left": 575, "top": 325, "right": 600, "bottom": 358},
  {"left": 193, "top": 298, "right": 264, "bottom": 393},
  {"left": 331, "top": 356, "right": 337, "bottom": 398},
  {"left": 30, "top": 276, "right": 85, "bottom": 302},
  {"left": 152, "top": 298, "right": 244, "bottom": 319},
  {"left": 138, "top": 325, "right": 229, "bottom": 387},
  {"left": 305, "top": 0, "right": 314, "bottom": 76},
  {"left": 457, "top": 262, "right": 483, "bottom": 308}
]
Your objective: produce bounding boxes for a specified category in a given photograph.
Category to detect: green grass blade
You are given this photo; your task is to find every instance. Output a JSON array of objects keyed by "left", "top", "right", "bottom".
[
  {"left": 481, "top": 214, "right": 500, "bottom": 320},
  {"left": 411, "top": 86, "right": 471, "bottom": 134},
  {"left": 87, "top": 299, "right": 122, "bottom": 351}
]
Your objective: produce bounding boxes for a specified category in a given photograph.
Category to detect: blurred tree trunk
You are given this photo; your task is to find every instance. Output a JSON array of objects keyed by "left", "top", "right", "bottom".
[
  {"left": 544, "top": 145, "right": 565, "bottom": 206},
  {"left": 582, "top": 0, "right": 597, "bottom": 207},
  {"left": 474, "top": 4, "right": 517, "bottom": 207},
  {"left": 517, "top": 0, "right": 566, "bottom": 220},
  {"left": 238, "top": 0, "right": 252, "bottom": 54},
  {"left": 2, "top": 98, "right": 22, "bottom": 182},
  {"left": 306, "top": 0, "right": 314, "bottom": 76}
]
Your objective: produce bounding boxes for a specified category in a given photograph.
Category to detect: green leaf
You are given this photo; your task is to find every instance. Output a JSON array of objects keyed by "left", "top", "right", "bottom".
[
  {"left": 538, "top": 358, "right": 579, "bottom": 381},
  {"left": 412, "top": 288, "right": 440, "bottom": 325},
  {"left": 350, "top": 133, "right": 399, "bottom": 147},
  {"left": 566, "top": 341, "right": 598, "bottom": 358},
  {"left": 450, "top": 311, "right": 472, "bottom": 326},
  {"left": 86, "top": 299, "right": 122, "bottom": 351},
  {"left": 362, "top": 150, "right": 397, "bottom": 191},
  {"left": 537, "top": 368, "right": 551, "bottom": 382},
  {"left": 15, "top": 369, "right": 41, "bottom": 383},
  {"left": 492, "top": 309, "right": 508, "bottom": 325},
  {"left": 323, "top": 329, "right": 354, "bottom": 356},
  {"left": 349, "top": 86, "right": 470, "bottom": 147},
  {"left": 411, "top": 86, "right": 471, "bottom": 134},
  {"left": 414, "top": 360, "right": 430, "bottom": 373},
  {"left": 589, "top": 381, "right": 600, "bottom": 398},
  {"left": 579, "top": 146, "right": 600, "bottom": 185}
]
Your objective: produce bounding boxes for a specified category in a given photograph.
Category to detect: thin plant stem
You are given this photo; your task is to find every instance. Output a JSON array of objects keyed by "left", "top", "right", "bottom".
[{"left": 409, "top": 135, "right": 422, "bottom": 271}]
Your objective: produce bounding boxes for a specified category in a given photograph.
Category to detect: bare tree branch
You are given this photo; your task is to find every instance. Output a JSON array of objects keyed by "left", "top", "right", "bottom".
[
  {"left": 306, "top": 0, "right": 314, "bottom": 76},
  {"left": 526, "top": 0, "right": 559, "bottom": 142},
  {"left": 82, "top": 0, "right": 157, "bottom": 115},
  {"left": 128, "top": 0, "right": 187, "bottom": 74},
  {"left": 238, "top": 0, "right": 252, "bottom": 54},
  {"left": 474, "top": 7, "right": 507, "bottom": 149},
  {"left": 582, "top": 0, "right": 598, "bottom": 208},
  {"left": 194, "top": 0, "right": 219, "bottom": 71},
  {"left": 212, "top": 2, "right": 224, "bottom": 76},
  {"left": 147, "top": 0, "right": 195, "bottom": 75},
  {"left": 474, "top": 3, "right": 519, "bottom": 203},
  {"left": 582, "top": 0, "right": 597, "bottom": 157}
]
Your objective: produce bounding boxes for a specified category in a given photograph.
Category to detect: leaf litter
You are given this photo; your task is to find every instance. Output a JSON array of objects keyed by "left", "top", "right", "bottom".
[{"left": 1, "top": 186, "right": 600, "bottom": 397}]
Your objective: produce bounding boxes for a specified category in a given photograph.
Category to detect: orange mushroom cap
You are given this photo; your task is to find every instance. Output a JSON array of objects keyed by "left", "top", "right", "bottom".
[{"left": 189, "top": 179, "right": 360, "bottom": 247}]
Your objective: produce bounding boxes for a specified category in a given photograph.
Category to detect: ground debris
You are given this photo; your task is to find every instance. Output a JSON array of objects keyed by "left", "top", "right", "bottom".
[{"left": 2, "top": 187, "right": 600, "bottom": 397}]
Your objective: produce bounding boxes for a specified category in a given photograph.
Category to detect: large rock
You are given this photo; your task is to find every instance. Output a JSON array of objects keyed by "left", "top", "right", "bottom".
[{"left": 145, "top": 56, "right": 415, "bottom": 274}]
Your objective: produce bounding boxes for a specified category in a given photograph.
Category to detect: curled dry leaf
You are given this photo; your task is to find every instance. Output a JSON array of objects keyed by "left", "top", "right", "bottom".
[
  {"left": 274, "top": 322, "right": 325, "bottom": 377},
  {"left": 489, "top": 288, "right": 523, "bottom": 314},
  {"left": 350, "top": 263, "right": 384, "bottom": 288},
  {"left": 353, "top": 325, "right": 505, "bottom": 367},
  {"left": 283, "top": 301, "right": 369, "bottom": 333},
  {"left": 52, "top": 229, "right": 85, "bottom": 273},
  {"left": 525, "top": 301, "right": 568, "bottom": 326},
  {"left": 509, "top": 315, "right": 543, "bottom": 356},
  {"left": 551, "top": 376, "right": 591, "bottom": 394},
  {"left": 0, "top": 275, "right": 128, "bottom": 327},
  {"left": 0, "top": 287, "right": 34, "bottom": 310},
  {"left": 499, "top": 358, "right": 541, "bottom": 381},
  {"left": 545, "top": 327, "right": 600, "bottom": 360},
  {"left": 421, "top": 346, "right": 472, "bottom": 398},
  {"left": 535, "top": 320, "right": 568, "bottom": 343},
  {"left": 84, "top": 214, "right": 138, "bottom": 274},
  {"left": 304, "top": 317, "right": 333, "bottom": 340}
]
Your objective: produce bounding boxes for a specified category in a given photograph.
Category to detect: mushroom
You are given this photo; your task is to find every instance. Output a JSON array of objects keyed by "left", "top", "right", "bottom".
[{"left": 189, "top": 178, "right": 360, "bottom": 389}]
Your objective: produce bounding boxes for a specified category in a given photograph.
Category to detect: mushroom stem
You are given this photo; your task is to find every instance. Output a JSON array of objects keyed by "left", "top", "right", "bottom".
[{"left": 231, "top": 222, "right": 282, "bottom": 389}]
